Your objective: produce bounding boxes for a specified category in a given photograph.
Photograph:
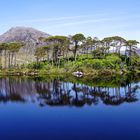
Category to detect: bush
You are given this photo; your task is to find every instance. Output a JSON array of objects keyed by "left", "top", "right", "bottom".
[
  {"left": 81, "top": 54, "right": 121, "bottom": 70},
  {"left": 27, "top": 62, "right": 48, "bottom": 69}
]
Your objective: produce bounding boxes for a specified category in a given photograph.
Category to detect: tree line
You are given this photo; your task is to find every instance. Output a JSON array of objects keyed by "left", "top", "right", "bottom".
[
  {"left": 0, "top": 34, "right": 139, "bottom": 69},
  {"left": 35, "top": 34, "right": 139, "bottom": 67},
  {"left": 0, "top": 42, "right": 23, "bottom": 68}
]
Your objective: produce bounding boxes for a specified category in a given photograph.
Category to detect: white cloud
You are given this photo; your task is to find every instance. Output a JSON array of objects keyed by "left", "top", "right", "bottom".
[
  {"left": 47, "top": 18, "right": 110, "bottom": 28},
  {"left": 13, "top": 15, "right": 93, "bottom": 23}
]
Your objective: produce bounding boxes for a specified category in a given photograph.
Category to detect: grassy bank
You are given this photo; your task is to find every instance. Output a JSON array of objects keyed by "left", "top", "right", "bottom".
[{"left": 1, "top": 54, "right": 140, "bottom": 79}]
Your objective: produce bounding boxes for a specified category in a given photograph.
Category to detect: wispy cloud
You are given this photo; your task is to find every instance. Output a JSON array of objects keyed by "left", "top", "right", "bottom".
[
  {"left": 14, "top": 15, "right": 93, "bottom": 23},
  {"left": 1, "top": 11, "right": 137, "bottom": 27},
  {"left": 11, "top": 12, "right": 140, "bottom": 24},
  {"left": 47, "top": 18, "right": 110, "bottom": 28},
  {"left": 0, "top": 13, "right": 140, "bottom": 36},
  {"left": 45, "top": 14, "right": 140, "bottom": 29}
]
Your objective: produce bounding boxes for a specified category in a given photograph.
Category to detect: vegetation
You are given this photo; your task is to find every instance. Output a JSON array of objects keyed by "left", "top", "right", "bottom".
[
  {"left": 0, "top": 42, "right": 23, "bottom": 69},
  {"left": 0, "top": 34, "right": 139, "bottom": 77}
]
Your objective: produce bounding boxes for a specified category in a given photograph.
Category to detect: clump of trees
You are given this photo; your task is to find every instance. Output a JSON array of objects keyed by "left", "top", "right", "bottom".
[
  {"left": 0, "top": 33, "right": 139, "bottom": 72},
  {"left": 0, "top": 42, "right": 24, "bottom": 68},
  {"left": 34, "top": 34, "right": 140, "bottom": 70}
]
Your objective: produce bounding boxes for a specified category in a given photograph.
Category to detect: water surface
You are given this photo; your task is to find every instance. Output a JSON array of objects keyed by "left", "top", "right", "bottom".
[{"left": 0, "top": 77, "right": 140, "bottom": 140}]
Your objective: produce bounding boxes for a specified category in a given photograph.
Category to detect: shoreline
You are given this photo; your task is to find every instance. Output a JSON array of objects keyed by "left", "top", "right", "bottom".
[
  {"left": 0, "top": 68, "right": 139, "bottom": 78},
  {"left": 0, "top": 70, "right": 139, "bottom": 88}
]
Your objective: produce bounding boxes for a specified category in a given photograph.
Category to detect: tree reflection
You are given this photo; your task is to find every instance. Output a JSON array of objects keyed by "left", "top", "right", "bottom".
[{"left": 0, "top": 77, "right": 139, "bottom": 107}]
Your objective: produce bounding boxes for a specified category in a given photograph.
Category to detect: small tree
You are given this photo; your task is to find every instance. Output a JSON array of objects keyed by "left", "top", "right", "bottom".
[
  {"left": 82, "top": 36, "right": 94, "bottom": 57},
  {"left": 35, "top": 47, "right": 46, "bottom": 63},
  {"left": 111, "top": 36, "right": 126, "bottom": 55},
  {"left": 43, "top": 36, "right": 69, "bottom": 67},
  {"left": 102, "top": 37, "right": 112, "bottom": 54},
  {"left": 1, "top": 43, "right": 9, "bottom": 69},
  {"left": 72, "top": 34, "right": 85, "bottom": 61},
  {"left": 8, "top": 42, "right": 24, "bottom": 67},
  {"left": 0, "top": 43, "right": 7, "bottom": 68},
  {"left": 125, "top": 40, "right": 139, "bottom": 66}
]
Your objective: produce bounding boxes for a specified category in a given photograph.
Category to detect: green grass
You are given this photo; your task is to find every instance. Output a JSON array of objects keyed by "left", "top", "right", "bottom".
[{"left": 1, "top": 53, "right": 140, "bottom": 78}]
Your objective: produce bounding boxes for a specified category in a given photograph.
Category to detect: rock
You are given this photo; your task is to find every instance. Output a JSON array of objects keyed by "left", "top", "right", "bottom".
[{"left": 72, "top": 71, "right": 84, "bottom": 77}]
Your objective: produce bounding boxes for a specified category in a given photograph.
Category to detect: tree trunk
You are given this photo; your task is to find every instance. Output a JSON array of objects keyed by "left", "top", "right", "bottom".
[
  {"left": 14, "top": 53, "right": 17, "bottom": 67},
  {"left": 0, "top": 52, "right": 2, "bottom": 69},
  {"left": 4, "top": 50, "right": 7, "bottom": 69},
  {"left": 11, "top": 53, "right": 14, "bottom": 66},
  {"left": 8, "top": 52, "right": 11, "bottom": 68},
  {"left": 74, "top": 43, "right": 78, "bottom": 61}
]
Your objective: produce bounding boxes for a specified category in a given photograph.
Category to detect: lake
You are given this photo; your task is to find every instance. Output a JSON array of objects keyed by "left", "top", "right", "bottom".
[{"left": 0, "top": 76, "right": 140, "bottom": 140}]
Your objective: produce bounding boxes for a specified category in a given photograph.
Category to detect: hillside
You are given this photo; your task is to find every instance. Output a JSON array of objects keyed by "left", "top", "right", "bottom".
[
  {"left": 0, "top": 27, "right": 50, "bottom": 64},
  {"left": 0, "top": 26, "right": 50, "bottom": 51}
]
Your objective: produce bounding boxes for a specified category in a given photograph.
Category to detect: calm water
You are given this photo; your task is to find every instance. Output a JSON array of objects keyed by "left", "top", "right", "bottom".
[{"left": 0, "top": 77, "right": 140, "bottom": 140}]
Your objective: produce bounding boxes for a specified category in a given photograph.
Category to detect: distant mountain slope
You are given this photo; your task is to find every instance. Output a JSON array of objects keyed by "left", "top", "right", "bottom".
[
  {"left": 0, "top": 27, "right": 50, "bottom": 63},
  {"left": 0, "top": 26, "right": 50, "bottom": 52}
]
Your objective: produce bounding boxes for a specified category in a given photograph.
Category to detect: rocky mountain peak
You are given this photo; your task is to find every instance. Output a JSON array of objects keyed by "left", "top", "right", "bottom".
[
  {"left": 0, "top": 27, "right": 50, "bottom": 63},
  {"left": 0, "top": 26, "right": 50, "bottom": 43}
]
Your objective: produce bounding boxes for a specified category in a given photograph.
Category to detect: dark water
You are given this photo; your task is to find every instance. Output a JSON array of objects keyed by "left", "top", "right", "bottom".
[{"left": 0, "top": 77, "right": 140, "bottom": 140}]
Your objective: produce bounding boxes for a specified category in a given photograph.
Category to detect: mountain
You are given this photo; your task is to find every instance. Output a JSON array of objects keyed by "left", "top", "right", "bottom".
[
  {"left": 0, "top": 26, "right": 50, "bottom": 42},
  {"left": 0, "top": 27, "right": 50, "bottom": 63},
  {"left": 0, "top": 26, "right": 50, "bottom": 52}
]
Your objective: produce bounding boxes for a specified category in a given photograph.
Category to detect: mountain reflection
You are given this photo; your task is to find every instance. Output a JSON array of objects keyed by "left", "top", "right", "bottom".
[{"left": 0, "top": 77, "right": 139, "bottom": 107}]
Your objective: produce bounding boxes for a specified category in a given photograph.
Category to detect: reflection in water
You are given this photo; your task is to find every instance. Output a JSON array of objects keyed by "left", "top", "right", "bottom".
[{"left": 0, "top": 77, "right": 139, "bottom": 107}]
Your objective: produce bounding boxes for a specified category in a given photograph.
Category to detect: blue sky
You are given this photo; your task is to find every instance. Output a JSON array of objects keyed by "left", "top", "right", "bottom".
[{"left": 0, "top": 0, "right": 140, "bottom": 41}]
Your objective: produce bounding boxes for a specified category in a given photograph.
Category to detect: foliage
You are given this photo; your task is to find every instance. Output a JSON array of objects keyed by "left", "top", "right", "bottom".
[{"left": 0, "top": 34, "right": 140, "bottom": 78}]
